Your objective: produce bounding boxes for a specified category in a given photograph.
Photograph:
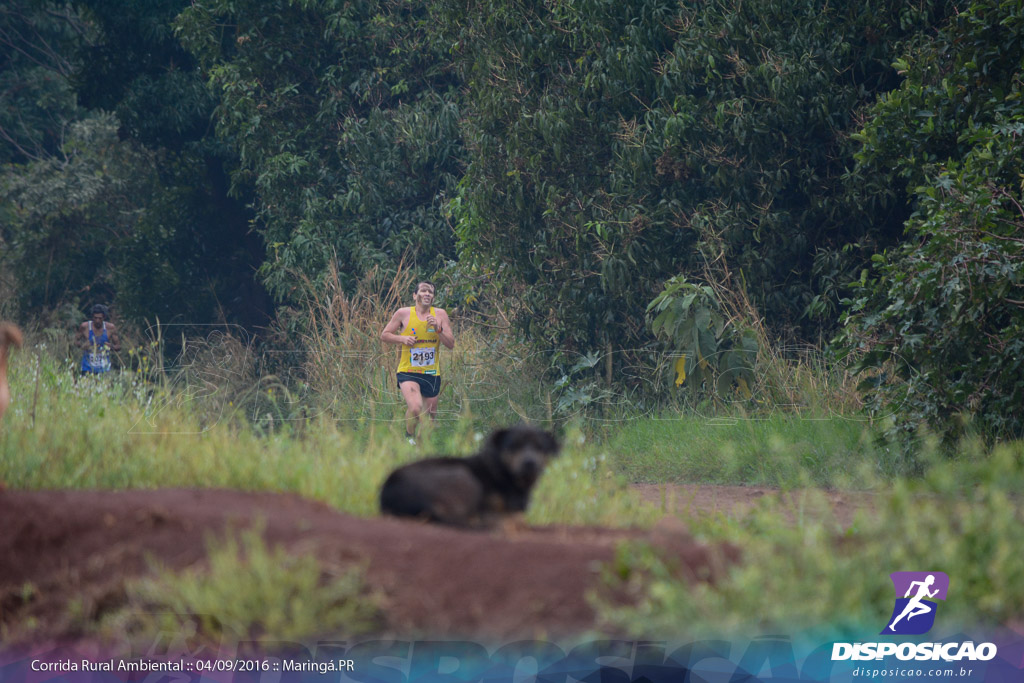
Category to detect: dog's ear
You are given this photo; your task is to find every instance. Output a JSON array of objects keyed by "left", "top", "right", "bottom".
[
  {"left": 543, "top": 431, "right": 560, "bottom": 455},
  {"left": 485, "top": 427, "right": 510, "bottom": 452}
]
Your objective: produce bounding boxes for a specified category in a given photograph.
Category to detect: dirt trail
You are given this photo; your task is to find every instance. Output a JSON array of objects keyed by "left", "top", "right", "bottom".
[{"left": 632, "top": 482, "right": 877, "bottom": 528}]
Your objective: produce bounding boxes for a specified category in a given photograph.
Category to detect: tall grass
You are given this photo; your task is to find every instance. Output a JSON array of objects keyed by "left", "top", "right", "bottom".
[
  {"left": 292, "top": 262, "right": 411, "bottom": 424},
  {"left": 0, "top": 345, "right": 649, "bottom": 528},
  {"left": 1, "top": 286, "right": 900, "bottom": 514},
  {"left": 283, "top": 261, "right": 568, "bottom": 429},
  {"left": 607, "top": 413, "right": 903, "bottom": 487},
  {"left": 698, "top": 250, "right": 863, "bottom": 415}
]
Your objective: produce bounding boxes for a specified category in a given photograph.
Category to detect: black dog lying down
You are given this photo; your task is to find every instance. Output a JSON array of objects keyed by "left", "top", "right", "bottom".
[{"left": 379, "top": 424, "right": 560, "bottom": 528}]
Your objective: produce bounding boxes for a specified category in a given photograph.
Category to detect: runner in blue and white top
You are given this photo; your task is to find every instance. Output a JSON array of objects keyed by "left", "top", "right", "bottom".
[{"left": 77, "top": 304, "right": 121, "bottom": 374}]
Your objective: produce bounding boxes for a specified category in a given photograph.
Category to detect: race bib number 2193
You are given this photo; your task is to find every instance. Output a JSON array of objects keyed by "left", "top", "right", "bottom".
[{"left": 411, "top": 347, "right": 436, "bottom": 367}]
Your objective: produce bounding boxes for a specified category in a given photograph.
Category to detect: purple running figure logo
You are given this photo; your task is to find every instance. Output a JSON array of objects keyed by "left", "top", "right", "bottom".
[{"left": 882, "top": 572, "right": 949, "bottom": 635}]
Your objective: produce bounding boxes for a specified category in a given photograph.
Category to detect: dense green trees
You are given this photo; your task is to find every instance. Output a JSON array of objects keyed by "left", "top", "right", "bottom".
[
  {"left": 839, "top": 0, "right": 1024, "bottom": 441},
  {"left": 175, "top": 0, "right": 462, "bottom": 301},
  {"left": 443, "top": 0, "right": 951, "bottom": 370},
  {"left": 3, "top": 115, "right": 158, "bottom": 312},
  {"left": 0, "top": 1, "right": 84, "bottom": 164},
  {"left": 3, "top": 0, "right": 1023, "bottom": 440},
  {"left": 2, "top": 0, "right": 269, "bottom": 326}
]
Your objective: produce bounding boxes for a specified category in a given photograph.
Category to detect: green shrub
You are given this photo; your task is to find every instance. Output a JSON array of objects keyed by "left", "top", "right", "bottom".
[
  {"left": 840, "top": 159, "right": 1024, "bottom": 444},
  {"left": 647, "top": 276, "right": 758, "bottom": 402},
  {"left": 838, "top": 0, "right": 1024, "bottom": 445},
  {"left": 100, "top": 527, "right": 382, "bottom": 645}
]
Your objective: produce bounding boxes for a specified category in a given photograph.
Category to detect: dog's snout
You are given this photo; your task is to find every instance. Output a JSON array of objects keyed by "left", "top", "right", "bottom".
[{"left": 517, "top": 451, "right": 545, "bottom": 480}]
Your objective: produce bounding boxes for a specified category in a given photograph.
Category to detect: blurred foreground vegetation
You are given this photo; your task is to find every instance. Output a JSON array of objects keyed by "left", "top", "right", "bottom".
[{"left": 600, "top": 439, "right": 1024, "bottom": 639}]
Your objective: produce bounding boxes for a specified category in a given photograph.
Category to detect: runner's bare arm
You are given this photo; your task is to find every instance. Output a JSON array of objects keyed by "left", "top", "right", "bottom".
[
  {"left": 434, "top": 308, "right": 455, "bottom": 350},
  {"left": 108, "top": 324, "right": 121, "bottom": 351},
  {"left": 381, "top": 309, "right": 415, "bottom": 346},
  {"left": 76, "top": 323, "right": 89, "bottom": 350}
]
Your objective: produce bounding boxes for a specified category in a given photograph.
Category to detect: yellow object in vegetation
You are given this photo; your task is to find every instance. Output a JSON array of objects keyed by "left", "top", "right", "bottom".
[{"left": 674, "top": 355, "right": 687, "bottom": 386}]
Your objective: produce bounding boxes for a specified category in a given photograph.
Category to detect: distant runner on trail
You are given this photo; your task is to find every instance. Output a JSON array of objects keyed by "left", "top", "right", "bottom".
[
  {"left": 380, "top": 281, "right": 455, "bottom": 444},
  {"left": 77, "top": 304, "right": 121, "bottom": 375},
  {"left": 888, "top": 574, "right": 939, "bottom": 631}
]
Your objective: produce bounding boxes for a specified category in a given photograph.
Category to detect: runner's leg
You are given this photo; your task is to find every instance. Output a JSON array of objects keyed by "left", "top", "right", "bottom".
[
  {"left": 424, "top": 394, "right": 439, "bottom": 421},
  {"left": 399, "top": 380, "right": 425, "bottom": 438}
]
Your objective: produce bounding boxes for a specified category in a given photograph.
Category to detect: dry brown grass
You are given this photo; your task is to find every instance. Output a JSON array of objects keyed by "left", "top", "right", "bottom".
[
  {"left": 700, "top": 251, "right": 863, "bottom": 415},
  {"left": 287, "top": 260, "right": 550, "bottom": 427}
]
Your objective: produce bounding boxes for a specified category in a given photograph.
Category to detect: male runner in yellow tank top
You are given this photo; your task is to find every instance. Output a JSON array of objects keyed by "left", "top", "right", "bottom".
[{"left": 380, "top": 281, "right": 455, "bottom": 443}]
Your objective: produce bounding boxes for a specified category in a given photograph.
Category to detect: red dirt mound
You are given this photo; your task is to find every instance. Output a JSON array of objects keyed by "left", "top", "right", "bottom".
[{"left": 0, "top": 488, "right": 737, "bottom": 647}]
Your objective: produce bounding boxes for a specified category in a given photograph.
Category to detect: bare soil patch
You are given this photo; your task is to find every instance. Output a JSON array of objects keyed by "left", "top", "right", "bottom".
[
  {"left": 1, "top": 484, "right": 874, "bottom": 649},
  {"left": 632, "top": 483, "right": 877, "bottom": 528},
  {"left": 1, "top": 487, "right": 742, "bottom": 648}
]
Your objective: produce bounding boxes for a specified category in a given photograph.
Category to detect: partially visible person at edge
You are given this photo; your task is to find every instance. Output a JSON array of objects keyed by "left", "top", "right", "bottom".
[
  {"left": 380, "top": 282, "right": 455, "bottom": 444},
  {"left": 0, "top": 322, "right": 23, "bottom": 421},
  {"left": 77, "top": 304, "right": 121, "bottom": 375}
]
